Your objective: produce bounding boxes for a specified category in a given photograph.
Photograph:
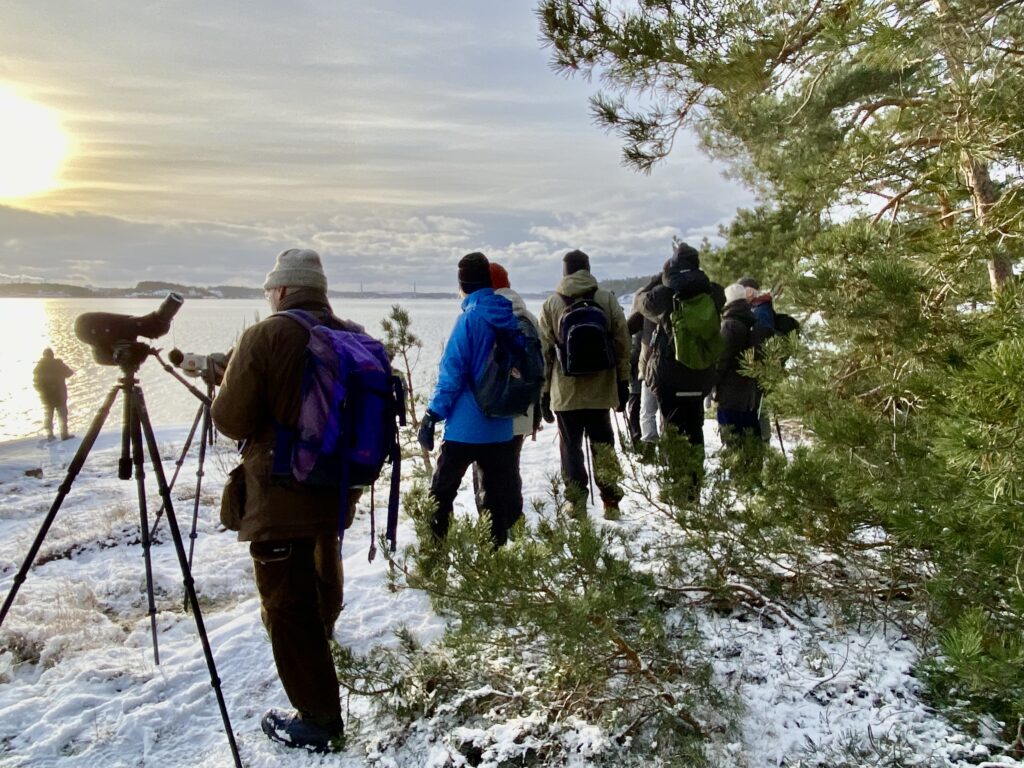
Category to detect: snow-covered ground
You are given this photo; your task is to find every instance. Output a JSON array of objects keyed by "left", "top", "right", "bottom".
[{"left": 0, "top": 423, "right": 1018, "bottom": 767}]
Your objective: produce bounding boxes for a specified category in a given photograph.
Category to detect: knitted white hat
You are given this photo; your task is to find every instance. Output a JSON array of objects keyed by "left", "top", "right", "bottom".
[
  {"left": 263, "top": 248, "right": 328, "bottom": 291},
  {"left": 724, "top": 282, "right": 747, "bottom": 304}
]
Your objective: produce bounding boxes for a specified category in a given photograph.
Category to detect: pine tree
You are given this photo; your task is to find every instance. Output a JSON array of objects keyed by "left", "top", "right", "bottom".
[{"left": 539, "top": 0, "right": 1024, "bottom": 737}]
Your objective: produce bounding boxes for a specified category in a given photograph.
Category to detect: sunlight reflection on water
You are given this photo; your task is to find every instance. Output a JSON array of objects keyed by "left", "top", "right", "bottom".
[{"left": 0, "top": 296, "right": 525, "bottom": 443}]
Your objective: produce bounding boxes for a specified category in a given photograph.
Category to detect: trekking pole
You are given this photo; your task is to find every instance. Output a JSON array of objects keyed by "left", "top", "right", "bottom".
[
  {"left": 774, "top": 416, "right": 787, "bottom": 460},
  {"left": 584, "top": 434, "right": 596, "bottom": 504},
  {"left": 612, "top": 411, "right": 624, "bottom": 452}
]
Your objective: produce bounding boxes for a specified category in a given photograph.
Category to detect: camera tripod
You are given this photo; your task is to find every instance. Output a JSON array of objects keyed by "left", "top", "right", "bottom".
[
  {"left": 0, "top": 341, "right": 242, "bottom": 767},
  {"left": 148, "top": 361, "right": 217, "bottom": 577}
]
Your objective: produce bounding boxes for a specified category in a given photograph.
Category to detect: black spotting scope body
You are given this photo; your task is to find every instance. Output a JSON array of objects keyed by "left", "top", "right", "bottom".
[{"left": 75, "top": 292, "right": 184, "bottom": 364}]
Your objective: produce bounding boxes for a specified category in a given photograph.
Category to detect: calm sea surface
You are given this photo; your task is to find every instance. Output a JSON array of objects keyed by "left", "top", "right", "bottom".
[{"left": 0, "top": 296, "right": 550, "bottom": 443}]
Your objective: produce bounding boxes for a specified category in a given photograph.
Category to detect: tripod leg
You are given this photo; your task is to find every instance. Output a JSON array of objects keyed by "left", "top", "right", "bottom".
[
  {"left": 0, "top": 386, "right": 119, "bottom": 628},
  {"left": 134, "top": 388, "right": 242, "bottom": 768},
  {"left": 183, "top": 403, "right": 211, "bottom": 610},
  {"left": 129, "top": 389, "right": 162, "bottom": 665},
  {"left": 150, "top": 401, "right": 203, "bottom": 539}
]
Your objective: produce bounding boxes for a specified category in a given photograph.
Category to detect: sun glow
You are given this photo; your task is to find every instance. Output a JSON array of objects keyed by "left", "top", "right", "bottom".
[{"left": 0, "top": 86, "right": 71, "bottom": 199}]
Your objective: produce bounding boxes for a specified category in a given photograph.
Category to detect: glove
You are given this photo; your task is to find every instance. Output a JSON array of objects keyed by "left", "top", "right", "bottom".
[
  {"left": 617, "top": 381, "right": 629, "bottom": 413},
  {"left": 418, "top": 410, "right": 438, "bottom": 451},
  {"left": 541, "top": 393, "right": 555, "bottom": 424}
]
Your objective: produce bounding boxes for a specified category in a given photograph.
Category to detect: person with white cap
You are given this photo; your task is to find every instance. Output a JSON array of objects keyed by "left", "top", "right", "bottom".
[
  {"left": 212, "top": 247, "right": 362, "bottom": 753},
  {"left": 715, "top": 282, "right": 767, "bottom": 449}
]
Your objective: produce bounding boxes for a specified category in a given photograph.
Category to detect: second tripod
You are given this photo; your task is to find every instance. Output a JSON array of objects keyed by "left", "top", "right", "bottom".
[{"left": 149, "top": 360, "right": 218, "bottom": 574}]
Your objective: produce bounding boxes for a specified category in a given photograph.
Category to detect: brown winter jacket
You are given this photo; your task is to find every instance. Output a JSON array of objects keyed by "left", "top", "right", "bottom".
[
  {"left": 211, "top": 288, "right": 361, "bottom": 542},
  {"left": 539, "top": 270, "right": 631, "bottom": 412}
]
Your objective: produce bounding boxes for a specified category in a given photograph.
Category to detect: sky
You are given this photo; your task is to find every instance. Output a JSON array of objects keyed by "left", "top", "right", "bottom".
[{"left": 0, "top": 0, "right": 755, "bottom": 293}]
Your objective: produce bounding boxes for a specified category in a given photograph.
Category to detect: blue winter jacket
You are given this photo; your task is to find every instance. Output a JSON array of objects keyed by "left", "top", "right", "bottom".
[{"left": 428, "top": 288, "right": 519, "bottom": 444}]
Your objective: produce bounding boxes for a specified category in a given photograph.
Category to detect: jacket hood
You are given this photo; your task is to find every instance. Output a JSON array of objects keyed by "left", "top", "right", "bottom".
[
  {"left": 278, "top": 286, "right": 331, "bottom": 312},
  {"left": 555, "top": 269, "right": 599, "bottom": 298},
  {"left": 662, "top": 265, "right": 711, "bottom": 299},
  {"left": 462, "top": 288, "right": 519, "bottom": 332},
  {"left": 495, "top": 287, "right": 528, "bottom": 316}
]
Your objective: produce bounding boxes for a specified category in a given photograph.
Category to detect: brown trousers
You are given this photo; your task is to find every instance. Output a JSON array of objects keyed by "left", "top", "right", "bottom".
[{"left": 250, "top": 532, "right": 343, "bottom": 723}]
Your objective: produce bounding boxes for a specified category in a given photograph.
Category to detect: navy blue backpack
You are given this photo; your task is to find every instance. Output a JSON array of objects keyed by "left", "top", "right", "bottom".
[
  {"left": 473, "top": 315, "right": 545, "bottom": 419},
  {"left": 556, "top": 293, "right": 615, "bottom": 376}
]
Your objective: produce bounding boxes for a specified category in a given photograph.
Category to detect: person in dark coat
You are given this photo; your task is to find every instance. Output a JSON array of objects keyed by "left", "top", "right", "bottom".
[
  {"left": 212, "top": 247, "right": 357, "bottom": 753},
  {"left": 33, "top": 348, "right": 74, "bottom": 441},
  {"left": 636, "top": 243, "right": 725, "bottom": 490},
  {"left": 715, "top": 283, "right": 765, "bottom": 447},
  {"left": 418, "top": 252, "right": 521, "bottom": 546}
]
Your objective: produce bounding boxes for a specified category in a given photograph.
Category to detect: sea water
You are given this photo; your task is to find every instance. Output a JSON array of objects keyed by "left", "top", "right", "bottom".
[{"left": 0, "top": 296, "right": 490, "bottom": 443}]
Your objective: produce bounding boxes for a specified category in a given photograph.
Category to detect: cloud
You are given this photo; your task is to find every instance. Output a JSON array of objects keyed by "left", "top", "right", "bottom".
[{"left": 1, "top": 1, "right": 755, "bottom": 291}]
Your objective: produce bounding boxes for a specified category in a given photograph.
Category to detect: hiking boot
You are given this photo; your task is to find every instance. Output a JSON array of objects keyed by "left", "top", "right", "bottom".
[
  {"left": 260, "top": 708, "right": 345, "bottom": 753},
  {"left": 602, "top": 500, "right": 621, "bottom": 521}
]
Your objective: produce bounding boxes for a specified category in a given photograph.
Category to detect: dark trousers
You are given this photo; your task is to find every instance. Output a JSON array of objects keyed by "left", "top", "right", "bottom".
[
  {"left": 658, "top": 392, "right": 705, "bottom": 448},
  {"left": 251, "top": 534, "right": 343, "bottom": 723},
  {"left": 430, "top": 439, "right": 521, "bottom": 546},
  {"left": 556, "top": 409, "right": 623, "bottom": 505},
  {"left": 472, "top": 434, "right": 525, "bottom": 531},
  {"left": 658, "top": 392, "right": 706, "bottom": 491}
]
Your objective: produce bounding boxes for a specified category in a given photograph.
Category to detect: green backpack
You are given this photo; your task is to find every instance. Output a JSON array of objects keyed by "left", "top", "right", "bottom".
[{"left": 670, "top": 292, "right": 723, "bottom": 370}]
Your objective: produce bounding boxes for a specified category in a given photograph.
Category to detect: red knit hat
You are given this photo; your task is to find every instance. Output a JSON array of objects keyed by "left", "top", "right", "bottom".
[{"left": 489, "top": 262, "right": 510, "bottom": 290}]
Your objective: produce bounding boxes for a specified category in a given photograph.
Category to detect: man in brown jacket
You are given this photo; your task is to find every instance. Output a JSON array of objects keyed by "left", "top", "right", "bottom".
[{"left": 212, "top": 248, "right": 359, "bottom": 753}]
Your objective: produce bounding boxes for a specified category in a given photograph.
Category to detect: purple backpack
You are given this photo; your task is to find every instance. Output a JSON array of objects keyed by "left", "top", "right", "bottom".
[{"left": 272, "top": 309, "right": 406, "bottom": 558}]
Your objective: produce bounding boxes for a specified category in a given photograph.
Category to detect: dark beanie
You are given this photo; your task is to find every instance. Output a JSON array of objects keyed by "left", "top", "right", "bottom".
[
  {"left": 563, "top": 249, "right": 591, "bottom": 275},
  {"left": 738, "top": 276, "right": 760, "bottom": 289},
  {"left": 458, "top": 251, "right": 492, "bottom": 294},
  {"left": 671, "top": 241, "right": 700, "bottom": 270}
]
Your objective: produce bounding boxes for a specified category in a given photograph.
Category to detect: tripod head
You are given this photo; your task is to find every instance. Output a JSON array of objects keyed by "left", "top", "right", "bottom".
[
  {"left": 75, "top": 292, "right": 184, "bottom": 365},
  {"left": 109, "top": 340, "right": 158, "bottom": 371}
]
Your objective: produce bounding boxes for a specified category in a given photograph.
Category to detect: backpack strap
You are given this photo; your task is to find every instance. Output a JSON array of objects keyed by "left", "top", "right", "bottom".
[
  {"left": 366, "top": 374, "right": 405, "bottom": 562},
  {"left": 387, "top": 374, "right": 406, "bottom": 553},
  {"left": 269, "top": 309, "right": 321, "bottom": 480}
]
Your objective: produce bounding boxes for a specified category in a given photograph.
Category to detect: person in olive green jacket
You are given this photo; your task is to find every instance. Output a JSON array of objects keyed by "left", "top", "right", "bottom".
[
  {"left": 538, "top": 249, "right": 631, "bottom": 517},
  {"left": 211, "top": 248, "right": 359, "bottom": 754}
]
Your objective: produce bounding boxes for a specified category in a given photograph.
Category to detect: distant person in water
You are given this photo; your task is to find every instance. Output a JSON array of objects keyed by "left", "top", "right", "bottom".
[{"left": 33, "top": 347, "right": 74, "bottom": 441}]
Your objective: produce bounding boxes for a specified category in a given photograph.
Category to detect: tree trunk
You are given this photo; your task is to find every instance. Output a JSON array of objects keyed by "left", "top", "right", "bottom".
[{"left": 962, "top": 153, "right": 1012, "bottom": 294}]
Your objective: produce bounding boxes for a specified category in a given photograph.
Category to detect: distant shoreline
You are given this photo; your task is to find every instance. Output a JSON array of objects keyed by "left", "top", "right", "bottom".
[{"left": 0, "top": 282, "right": 553, "bottom": 301}]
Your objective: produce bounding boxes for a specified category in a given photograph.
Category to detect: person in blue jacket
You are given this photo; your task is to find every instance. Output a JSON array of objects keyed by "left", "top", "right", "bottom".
[{"left": 418, "top": 251, "right": 522, "bottom": 546}]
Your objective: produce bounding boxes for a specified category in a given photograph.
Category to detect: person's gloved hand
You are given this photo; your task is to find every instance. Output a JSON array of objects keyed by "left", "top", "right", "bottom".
[
  {"left": 541, "top": 393, "right": 555, "bottom": 424},
  {"left": 616, "top": 381, "right": 629, "bottom": 413},
  {"left": 418, "top": 410, "right": 438, "bottom": 451}
]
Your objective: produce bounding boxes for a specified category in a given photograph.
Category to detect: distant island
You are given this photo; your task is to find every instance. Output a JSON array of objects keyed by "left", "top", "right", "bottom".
[{"left": 0, "top": 277, "right": 652, "bottom": 302}]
